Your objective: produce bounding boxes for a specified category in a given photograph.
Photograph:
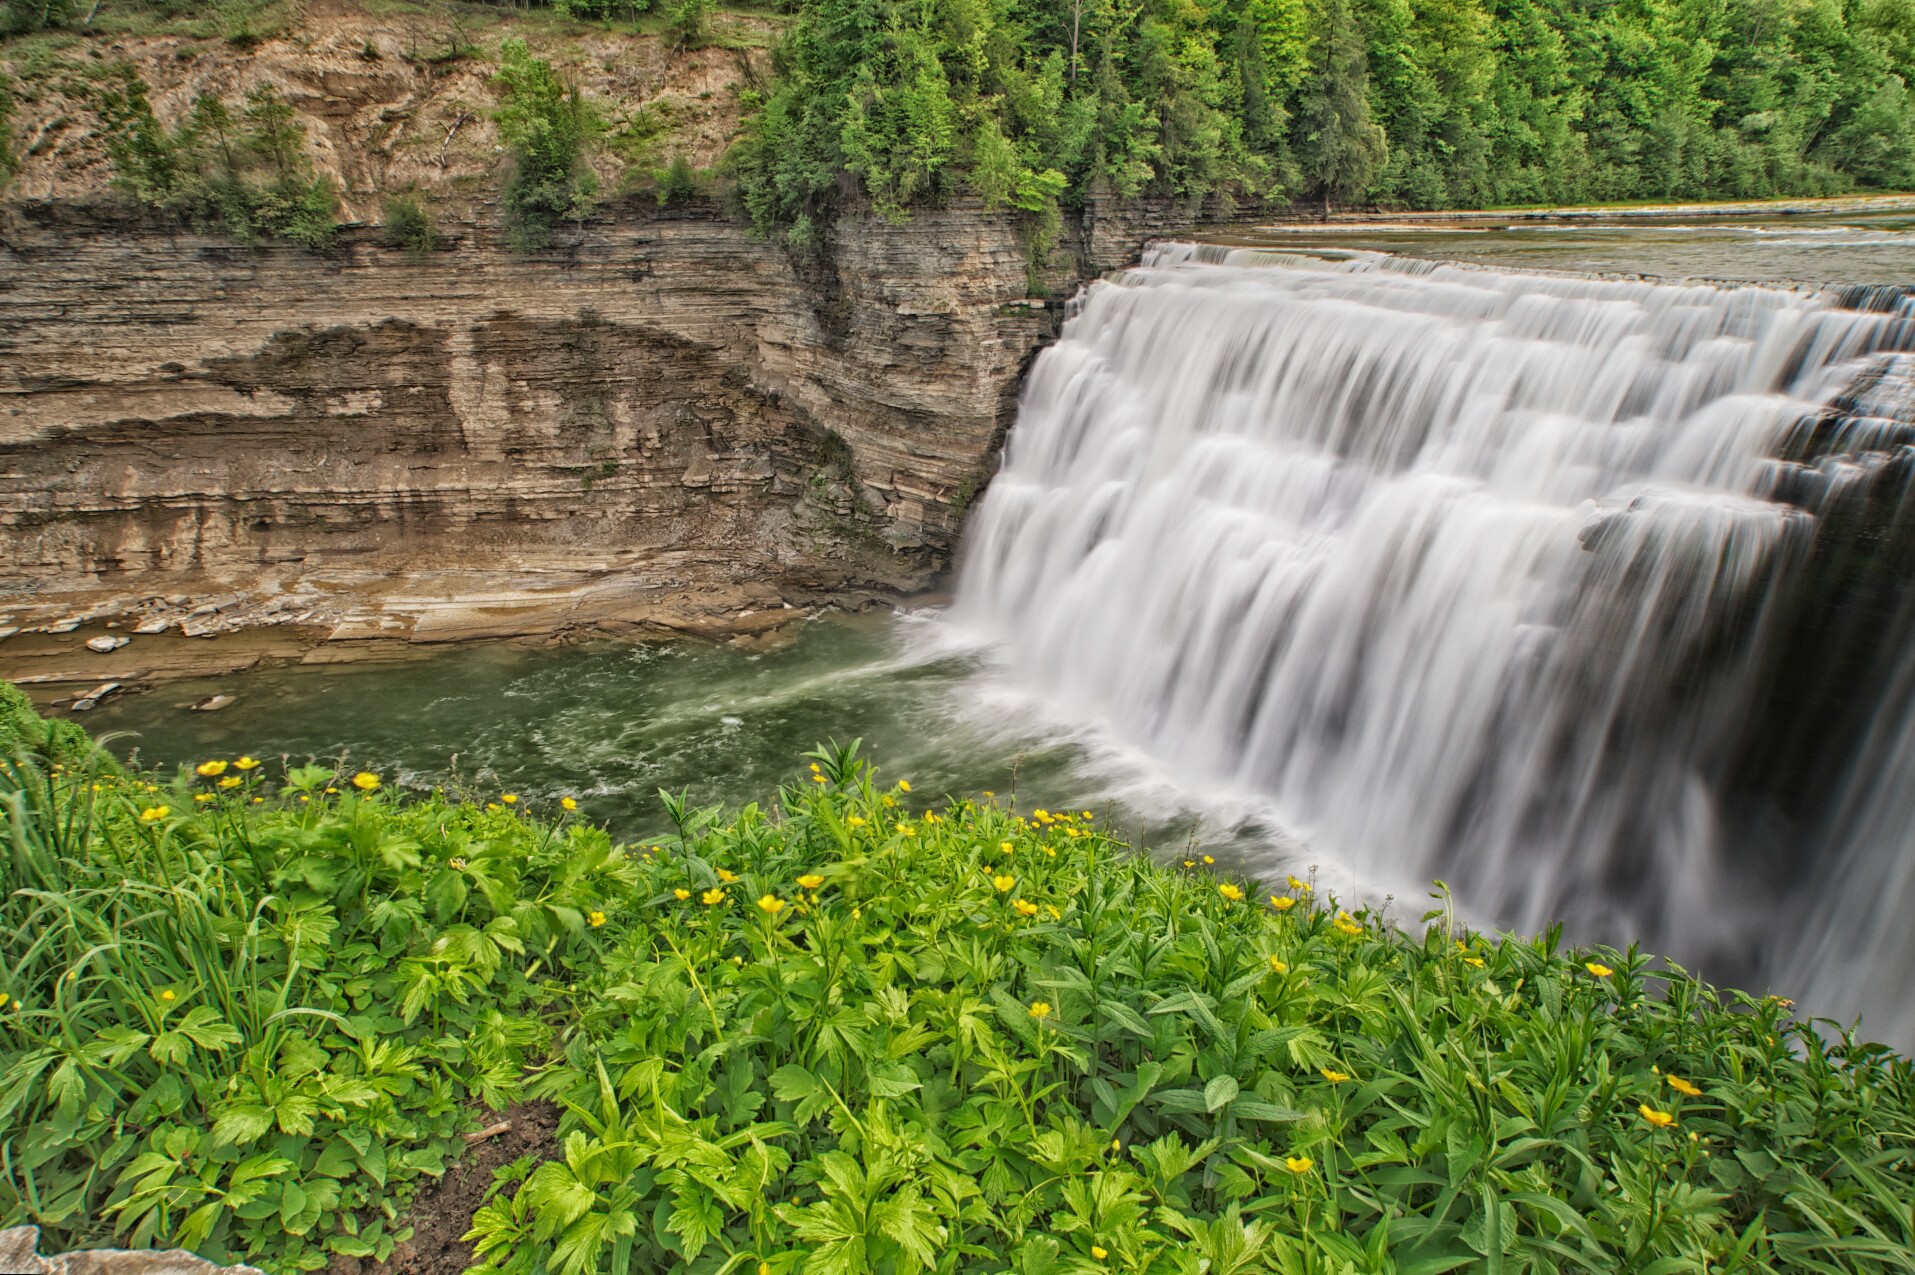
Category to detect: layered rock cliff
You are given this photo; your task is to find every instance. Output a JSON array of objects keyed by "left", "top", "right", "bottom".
[{"left": 0, "top": 193, "right": 1211, "bottom": 688}]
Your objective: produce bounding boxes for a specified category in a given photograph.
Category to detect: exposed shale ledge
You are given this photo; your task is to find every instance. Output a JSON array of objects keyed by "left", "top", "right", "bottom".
[{"left": 0, "top": 194, "right": 1224, "bottom": 693}]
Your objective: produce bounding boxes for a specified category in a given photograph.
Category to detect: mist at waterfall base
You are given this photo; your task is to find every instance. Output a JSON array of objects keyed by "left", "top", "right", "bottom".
[
  {"left": 87, "top": 234, "right": 1915, "bottom": 1051},
  {"left": 956, "top": 244, "right": 1915, "bottom": 1052}
]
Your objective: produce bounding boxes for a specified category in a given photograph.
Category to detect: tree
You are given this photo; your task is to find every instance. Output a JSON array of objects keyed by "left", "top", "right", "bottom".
[{"left": 1297, "top": 0, "right": 1387, "bottom": 213}]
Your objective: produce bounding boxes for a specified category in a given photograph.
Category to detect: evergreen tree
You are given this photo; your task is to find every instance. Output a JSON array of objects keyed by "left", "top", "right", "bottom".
[{"left": 1297, "top": 0, "right": 1387, "bottom": 213}]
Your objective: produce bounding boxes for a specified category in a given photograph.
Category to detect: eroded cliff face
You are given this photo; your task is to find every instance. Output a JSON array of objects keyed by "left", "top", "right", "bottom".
[{"left": 0, "top": 194, "right": 1200, "bottom": 686}]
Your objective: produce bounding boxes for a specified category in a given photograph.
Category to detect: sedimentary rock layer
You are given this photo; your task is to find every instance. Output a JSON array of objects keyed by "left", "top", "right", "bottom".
[{"left": 0, "top": 196, "right": 1194, "bottom": 673}]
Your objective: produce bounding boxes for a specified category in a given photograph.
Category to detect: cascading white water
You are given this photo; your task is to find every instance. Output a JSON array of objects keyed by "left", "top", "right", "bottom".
[{"left": 955, "top": 245, "right": 1914, "bottom": 1045}]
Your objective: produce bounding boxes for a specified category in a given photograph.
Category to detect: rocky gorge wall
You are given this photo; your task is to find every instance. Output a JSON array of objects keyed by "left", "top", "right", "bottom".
[{"left": 0, "top": 194, "right": 1212, "bottom": 691}]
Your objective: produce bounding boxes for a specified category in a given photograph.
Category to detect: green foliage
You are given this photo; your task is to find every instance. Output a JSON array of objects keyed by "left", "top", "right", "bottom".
[
  {"left": 494, "top": 38, "right": 602, "bottom": 253},
  {"left": 0, "top": 74, "right": 16, "bottom": 191},
  {"left": 654, "top": 151, "right": 700, "bottom": 204},
  {"left": 468, "top": 743, "right": 1915, "bottom": 1274},
  {"left": 0, "top": 682, "right": 99, "bottom": 770},
  {"left": 381, "top": 193, "right": 443, "bottom": 256},
  {"left": 663, "top": 0, "right": 714, "bottom": 49},
  {"left": 91, "top": 68, "right": 338, "bottom": 249},
  {"left": 734, "top": 0, "right": 1915, "bottom": 231},
  {"left": 0, "top": 749, "right": 633, "bottom": 1270}
]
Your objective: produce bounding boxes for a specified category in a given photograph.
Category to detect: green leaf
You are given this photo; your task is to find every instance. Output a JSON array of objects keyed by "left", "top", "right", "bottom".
[{"left": 1203, "top": 1074, "right": 1240, "bottom": 1112}]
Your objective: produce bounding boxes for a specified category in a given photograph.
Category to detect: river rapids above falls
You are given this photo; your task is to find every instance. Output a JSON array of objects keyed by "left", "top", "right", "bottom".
[{"left": 954, "top": 243, "right": 1915, "bottom": 1050}]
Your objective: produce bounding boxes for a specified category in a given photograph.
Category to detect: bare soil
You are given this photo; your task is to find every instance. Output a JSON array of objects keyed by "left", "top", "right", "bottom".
[{"left": 341, "top": 1101, "right": 560, "bottom": 1275}]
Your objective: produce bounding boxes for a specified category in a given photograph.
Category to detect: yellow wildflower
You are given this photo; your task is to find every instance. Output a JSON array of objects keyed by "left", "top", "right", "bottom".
[
  {"left": 1269, "top": 957, "right": 1289, "bottom": 975},
  {"left": 701, "top": 888, "right": 726, "bottom": 906},
  {"left": 195, "top": 760, "right": 228, "bottom": 778},
  {"left": 1463, "top": 956, "right": 1485, "bottom": 969},
  {"left": 587, "top": 911, "right": 606, "bottom": 927},
  {"left": 718, "top": 869, "right": 740, "bottom": 884},
  {"left": 501, "top": 793, "right": 518, "bottom": 804},
  {"left": 1585, "top": 962, "right": 1614, "bottom": 978},
  {"left": 1333, "top": 918, "right": 1363, "bottom": 937},
  {"left": 138, "top": 806, "right": 169, "bottom": 822},
  {"left": 1219, "top": 883, "right": 1244, "bottom": 901},
  {"left": 797, "top": 874, "right": 825, "bottom": 890},
  {"left": 993, "top": 874, "right": 1016, "bottom": 893},
  {"left": 1287, "top": 875, "right": 1310, "bottom": 892},
  {"left": 561, "top": 796, "right": 578, "bottom": 811},
  {"left": 1639, "top": 1104, "right": 1676, "bottom": 1129},
  {"left": 1029, "top": 1001, "right": 1051, "bottom": 1018},
  {"left": 218, "top": 776, "right": 240, "bottom": 789},
  {"left": 813, "top": 775, "right": 828, "bottom": 784},
  {"left": 1271, "top": 895, "right": 1296, "bottom": 911},
  {"left": 1091, "top": 1247, "right": 1108, "bottom": 1261},
  {"left": 809, "top": 763, "right": 821, "bottom": 773},
  {"left": 1183, "top": 858, "right": 1195, "bottom": 868},
  {"left": 757, "top": 894, "right": 786, "bottom": 916},
  {"left": 234, "top": 756, "right": 260, "bottom": 771},
  {"left": 848, "top": 815, "right": 867, "bottom": 827},
  {"left": 898, "top": 780, "right": 911, "bottom": 792},
  {"left": 1202, "top": 855, "right": 1215, "bottom": 865},
  {"left": 1045, "top": 846, "right": 1057, "bottom": 857},
  {"left": 194, "top": 793, "right": 214, "bottom": 803},
  {"left": 898, "top": 823, "right": 917, "bottom": 837},
  {"left": 0, "top": 994, "right": 8, "bottom": 1008},
  {"left": 675, "top": 888, "right": 692, "bottom": 901},
  {"left": 1013, "top": 899, "right": 1039, "bottom": 917},
  {"left": 1666, "top": 1075, "right": 1702, "bottom": 1097},
  {"left": 1045, "top": 904, "right": 1062, "bottom": 920},
  {"left": 881, "top": 796, "right": 895, "bottom": 808},
  {"left": 999, "top": 841, "right": 1014, "bottom": 854},
  {"left": 352, "top": 772, "right": 381, "bottom": 792},
  {"left": 159, "top": 989, "right": 175, "bottom": 1002},
  {"left": 1283, "top": 1156, "right": 1313, "bottom": 1175},
  {"left": 1320, "top": 1068, "right": 1350, "bottom": 1084}
]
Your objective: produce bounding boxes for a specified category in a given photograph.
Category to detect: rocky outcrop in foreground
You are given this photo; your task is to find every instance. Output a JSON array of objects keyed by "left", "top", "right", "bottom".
[
  {"left": 0, "top": 1226, "right": 260, "bottom": 1274},
  {"left": 0, "top": 195, "right": 1210, "bottom": 691}
]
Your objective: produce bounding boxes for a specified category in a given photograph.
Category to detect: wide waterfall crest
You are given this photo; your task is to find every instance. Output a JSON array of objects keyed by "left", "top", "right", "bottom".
[{"left": 955, "top": 245, "right": 1914, "bottom": 1044}]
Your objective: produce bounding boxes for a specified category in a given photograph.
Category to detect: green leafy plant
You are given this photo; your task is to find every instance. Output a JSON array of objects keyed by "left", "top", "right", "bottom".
[
  {"left": 494, "top": 38, "right": 601, "bottom": 253},
  {"left": 381, "top": 193, "right": 442, "bottom": 256},
  {"left": 466, "top": 743, "right": 1915, "bottom": 1274},
  {"left": 0, "top": 733, "right": 633, "bottom": 1269}
]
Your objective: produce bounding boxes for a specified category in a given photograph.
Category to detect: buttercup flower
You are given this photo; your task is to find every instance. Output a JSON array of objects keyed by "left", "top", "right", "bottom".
[
  {"left": 159, "top": 989, "right": 176, "bottom": 1002},
  {"left": 1639, "top": 1103, "right": 1676, "bottom": 1129},
  {"left": 561, "top": 796, "right": 578, "bottom": 811},
  {"left": 1463, "top": 956, "right": 1485, "bottom": 968},
  {"left": 1202, "top": 855, "right": 1215, "bottom": 865},
  {"left": 195, "top": 760, "right": 228, "bottom": 778},
  {"left": 993, "top": 874, "right": 1016, "bottom": 893},
  {"left": 1284, "top": 1156, "right": 1313, "bottom": 1175},
  {"left": 587, "top": 911, "right": 606, "bottom": 927},
  {"left": 1333, "top": 918, "right": 1363, "bottom": 937},
  {"left": 218, "top": 776, "right": 241, "bottom": 789},
  {"left": 352, "top": 772, "right": 381, "bottom": 792},
  {"left": 1091, "top": 1247, "right": 1108, "bottom": 1261},
  {"left": 1666, "top": 1075, "right": 1702, "bottom": 1097},
  {"left": 234, "top": 756, "right": 260, "bottom": 771},
  {"left": 701, "top": 888, "right": 726, "bottom": 906},
  {"left": 1219, "top": 883, "right": 1244, "bottom": 901},
  {"left": 139, "top": 806, "right": 169, "bottom": 822},
  {"left": 718, "top": 869, "right": 740, "bottom": 884},
  {"left": 1287, "top": 875, "right": 1310, "bottom": 892},
  {"left": 1013, "top": 899, "right": 1039, "bottom": 917},
  {"left": 1269, "top": 956, "right": 1289, "bottom": 974},
  {"left": 1029, "top": 1001, "right": 1051, "bottom": 1018},
  {"left": 1585, "top": 962, "right": 1614, "bottom": 978},
  {"left": 758, "top": 894, "right": 786, "bottom": 916},
  {"left": 675, "top": 888, "right": 692, "bottom": 901},
  {"left": 797, "top": 874, "right": 825, "bottom": 890},
  {"left": 1320, "top": 1068, "right": 1350, "bottom": 1084},
  {"left": 1270, "top": 895, "right": 1296, "bottom": 911},
  {"left": 847, "top": 815, "right": 866, "bottom": 827},
  {"left": 898, "top": 780, "right": 911, "bottom": 793},
  {"left": 501, "top": 793, "right": 518, "bottom": 804}
]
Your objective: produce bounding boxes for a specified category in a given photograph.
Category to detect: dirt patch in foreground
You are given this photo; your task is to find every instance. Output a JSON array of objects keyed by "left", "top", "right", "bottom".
[{"left": 347, "top": 1101, "right": 560, "bottom": 1275}]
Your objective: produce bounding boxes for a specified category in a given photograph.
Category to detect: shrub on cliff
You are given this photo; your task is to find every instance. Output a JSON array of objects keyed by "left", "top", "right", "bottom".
[
  {"left": 381, "top": 192, "right": 443, "bottom": 256},
  {"left": 92, "top": 68, "right": 338, "bottom": 249},
  {"left": 494, "top": 39, "right": 601, "bottom": 253}
]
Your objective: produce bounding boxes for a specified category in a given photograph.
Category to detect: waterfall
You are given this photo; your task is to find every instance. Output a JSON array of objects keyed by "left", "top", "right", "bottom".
[{"left": 954, "top": 245, "right": 1915, "bottom": 1047}]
